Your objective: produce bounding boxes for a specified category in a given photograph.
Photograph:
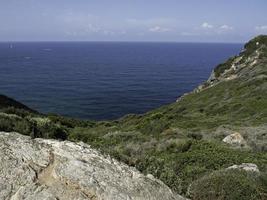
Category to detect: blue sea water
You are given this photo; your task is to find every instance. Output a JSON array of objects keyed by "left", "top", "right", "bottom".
[{"left": 0, "top": 42, "right": 242, "bottom": 120}]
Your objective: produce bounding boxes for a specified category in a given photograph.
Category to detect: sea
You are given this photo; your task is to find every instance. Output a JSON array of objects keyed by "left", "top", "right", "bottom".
[{"left": 0, "top": 42, "right": 243, "bottom": 120}]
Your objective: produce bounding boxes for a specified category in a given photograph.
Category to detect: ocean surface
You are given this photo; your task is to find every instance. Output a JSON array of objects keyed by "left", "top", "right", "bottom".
[{"left": 0, "top": 42, "right": 243, "bottom": 120}]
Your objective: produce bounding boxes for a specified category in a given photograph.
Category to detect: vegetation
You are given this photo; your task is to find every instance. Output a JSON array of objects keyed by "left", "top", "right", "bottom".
[
  {"left": 0, "top": 35, "right": 267, "bottom": 199},
  {"left": 214, "top": 56, "right": 236, "bottom": 78},
  {"left": 0, "top": 95, "right": 37, "bottom": 113},
  {"left": 243, "top": 35, "right": 267, "bottom": 57},
  {"left": 188, "top": 169, "right": 267, "bottom": 200},
  {"left": 0, "top": 110, "right": 68, "bottom": 140},
  {"left": 214, "top": 34, "right": 267, "bottom": 78}
]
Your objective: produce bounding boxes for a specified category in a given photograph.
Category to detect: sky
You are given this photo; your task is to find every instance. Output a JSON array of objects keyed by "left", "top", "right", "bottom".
[{"left": 0, "top": 0, "right": 267, "bottom": 43}]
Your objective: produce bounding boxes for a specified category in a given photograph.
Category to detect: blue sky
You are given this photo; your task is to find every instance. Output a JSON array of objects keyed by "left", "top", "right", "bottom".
[{"left": 0, "top": 0, "right": 267, "bottom": 42}]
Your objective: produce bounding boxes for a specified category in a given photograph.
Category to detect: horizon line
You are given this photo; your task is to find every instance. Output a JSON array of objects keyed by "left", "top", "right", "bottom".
[{"left": 0, "top": 40, "right": 244, "bottom": 44}]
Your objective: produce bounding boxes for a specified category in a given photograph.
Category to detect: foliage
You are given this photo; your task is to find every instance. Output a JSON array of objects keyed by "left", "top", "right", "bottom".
[
  {"left": 0, "top": 112, "right": 67, "bottom": 140},
  {"left": 188, "top": 169, "right": 267, "bottom": 200},
  {"left": 48, "top": 114, "right": 96, "bottom": 128},
  {"left": 214, "top": 56, "right": 236, "bottom": 78}
]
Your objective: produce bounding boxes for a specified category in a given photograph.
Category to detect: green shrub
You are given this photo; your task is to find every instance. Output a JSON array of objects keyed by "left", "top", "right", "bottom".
[
  {"left": 13, "top": 119, "right": 31, "bottom": 135},
  {"left": 137, "top": 118, "right": 170, "bottom": 135},
  {"left": 0, "top": 115, "right": 31, "bottom": 135},
  {"left": 48, "top": 114, "right": 95, "bottom": 128},
  {"left": 35, "top": 122, "right": 67, "bottom": 140},
  {"left": 1, "top": 107, "right": 36, "bottom": 118},
  {"left": 188, "top": 169, "right": 267, "bottom": 200},
  {"left": 187, "top": 132, "right": 203, "bottom": 140},
  {"left": 214, "top": 56, "right": 236, "bottom": 78},
  {"left": 68, "top": 127, "right": 96, "bottom": 143},
  {"left": 0, "top": 118, "right": 13, "bottom": 132}
]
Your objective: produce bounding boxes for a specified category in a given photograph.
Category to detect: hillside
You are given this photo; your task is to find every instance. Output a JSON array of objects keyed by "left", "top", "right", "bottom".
[
  {"left": 0, "top": 94, "right": 37, "bottom": 113},
  {"left": 0, "top": 35, "right": 266, "bottom": 200}
]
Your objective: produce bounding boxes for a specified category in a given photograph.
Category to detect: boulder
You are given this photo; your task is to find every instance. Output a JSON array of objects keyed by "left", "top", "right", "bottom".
[
  {"left": 222, "top": 132, "right": 246, "bottom": 147},
  {"left": 227, "top": 163, "right": 260, "bottom": 173},
  {"left": 0, "top": 132, "right": 184, "bottom": 200}
]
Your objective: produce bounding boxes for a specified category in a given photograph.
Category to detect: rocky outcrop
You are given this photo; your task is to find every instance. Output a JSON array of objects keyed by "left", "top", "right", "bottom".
[
  {"left": 177, "top": 35, "right": 267, "bottom": 101},
  {"left": 222, "top": 132, "right": 247, "bottom": 147},
  {"left": 227, "top": 163, "right": 260, "bottom": 173},
  {"left": 0, "top": 132, "right": 184, "bottom": 200}
]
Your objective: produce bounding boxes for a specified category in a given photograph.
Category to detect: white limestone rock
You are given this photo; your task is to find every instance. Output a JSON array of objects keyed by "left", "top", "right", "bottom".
[
  {"left": 0, "top": 132, "right": 185, "bottom": 200},
  {"left": 227, "top": 163, "right": 260, "bottom": 173},
  {"left": 222, "top": 132, "right": 247, "bottom": 147}
]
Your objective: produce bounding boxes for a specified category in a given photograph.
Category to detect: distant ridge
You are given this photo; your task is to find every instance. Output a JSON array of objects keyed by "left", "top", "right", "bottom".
[{"left": 0, "top": 94, "right": 37, "bottom": 113}]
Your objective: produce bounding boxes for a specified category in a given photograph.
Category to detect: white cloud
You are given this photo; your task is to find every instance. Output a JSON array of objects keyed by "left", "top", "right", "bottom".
[
  {"left": 201, "top": 22, "right": 213, "bottom": 29},
  {"left": 219, "top": 25, "right": 233, "bottom": 30},
  {"left": 149, "top": 26, "right": 171, "bottom": 33},
  {"left": 199, "top": 23, "right": 234, "bottom": 35}
]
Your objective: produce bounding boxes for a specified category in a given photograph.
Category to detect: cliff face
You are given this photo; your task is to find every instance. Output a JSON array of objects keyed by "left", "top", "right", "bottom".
[
  {"left": 202, "top": 35, "right": 267, "bottom": 90},
  {"left": 177, "top": 35, "right": 267, "bottom": 100},
  {"left": 0, "top": 131, "right": 184, "bottom": 200}
]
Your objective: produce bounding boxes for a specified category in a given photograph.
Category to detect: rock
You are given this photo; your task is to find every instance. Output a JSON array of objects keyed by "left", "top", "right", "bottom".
[
  {"left": 207, "top": 70, "right": 216, "bottom": 83},
  {"left": 222, "top": 132, "right": 246, "bottom": 147},
  {"left": 227, "top": 163, "right": 260, "bottom": 173},
  {"left": 0, "top": 132, "right": 184, "bottom": 200}
]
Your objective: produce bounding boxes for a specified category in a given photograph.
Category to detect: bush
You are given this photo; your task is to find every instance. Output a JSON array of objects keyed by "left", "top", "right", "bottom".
[
  {"left": 68, "top": 127, "right": 96, "bottom": 143},
  {"left": 0, "top": 118, "right": 13, "bottom": 132},
  {"left": 188, "top": 132, "right": 203, "bottom": 140},
  {"left": 35, "top": 122, "right": 68, "bottom": 140},
  {"left": 0, "top": 115, "right": 31, "bottom": 135},
  {"left": 137, "top": 118, "right": 170, "bottom": 135},
  {"left": 188, "top": 169, "right": 267, "bottom": 200},
  {"left": 48, "top": 114, "right": 95, "bottom": 128},
  {"left": 13, "top": 119, "right": 31, "bottom": 135},
  {"left": 1, "top": 107, "right": 35, "bottom": 118}
]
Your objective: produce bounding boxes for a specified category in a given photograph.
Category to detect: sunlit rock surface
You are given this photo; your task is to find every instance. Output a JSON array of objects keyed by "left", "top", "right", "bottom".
[{"left": 0, "top": 132, "right": 185, "bottom": 200}]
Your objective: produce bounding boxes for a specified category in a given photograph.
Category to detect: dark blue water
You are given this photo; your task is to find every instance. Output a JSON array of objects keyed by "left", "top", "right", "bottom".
[{"left": 0, "top": 42, "right": 242, "bottom": 120}]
